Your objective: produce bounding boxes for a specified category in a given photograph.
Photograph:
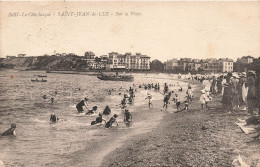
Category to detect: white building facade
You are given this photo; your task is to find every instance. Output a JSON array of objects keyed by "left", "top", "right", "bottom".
[
  {"left": 219, "top": 58, "right": 233, "bottom": 72},
  {"left": 107, "top": 52, "right": 150, "bottom": 70}
]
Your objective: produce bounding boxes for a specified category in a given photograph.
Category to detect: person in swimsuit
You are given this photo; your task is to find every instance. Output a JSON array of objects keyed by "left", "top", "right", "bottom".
[
  {"left": 50, "top": 113, "right": 59, "bottom": 123},
  {"left": 91, "top": 113, "right": 106, "bottom": 125},
  {"left": 0, "top": 123, "right": 16, "bottom": 136},
  {"left": 121, "top": 98, "right": 127, "bottom": 109},
  {"left": 85, "top": 106, "right": 98, "bottom": 115},
  {"left": 76, "top": 98, "right": 89, "bottom": 113},
  {"left": 163, "top": 95, "right": 170, "bottom": 108},
  {"left": 103, "top": 106, "right": 111, "bottom": 115},
  {"left": 105, "top": 114, "right": 119, "bottom": 128},
  {"left": 124, "top": 109, "right": 132, "bottom": 123}
]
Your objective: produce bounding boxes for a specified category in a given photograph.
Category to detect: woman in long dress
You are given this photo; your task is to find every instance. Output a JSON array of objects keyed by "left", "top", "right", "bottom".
[
  {"left": 222, "top": 75, "right": 234, "bottom": 112},
  {"left": 240, "top": 75, "right": 248, "bottom": 106}
]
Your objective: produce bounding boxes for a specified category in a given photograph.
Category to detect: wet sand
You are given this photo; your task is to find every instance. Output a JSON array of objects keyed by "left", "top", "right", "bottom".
[{"left": 102, "top": 82, "right": 260, "bottom": 167}]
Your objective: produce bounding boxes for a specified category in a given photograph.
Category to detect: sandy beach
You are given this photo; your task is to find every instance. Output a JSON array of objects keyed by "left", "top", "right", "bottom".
[{"left": 101, "top": 82, "right": 260, "bottom": 167}]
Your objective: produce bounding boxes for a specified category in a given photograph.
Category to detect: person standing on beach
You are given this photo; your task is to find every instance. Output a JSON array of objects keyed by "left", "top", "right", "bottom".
[
  {"left": 205, "top": 89, "right": 212, "bottom": 110},
  {"left": 222, "top": 73, "right": 234, "bottom": 112},
  {"left": 231, "top": 74, "right": 240, "bottom": 109},
  {"left": 145, "top": 93, "right": 153, "bottom": 108},
  {"left": 163, "top": 95, "right": 170, "bottom": 108},
  {"left": 200, "top": 90, "right": 207, "bottom": 110},
  {"left": 76, "top": 98, "right": 89, "bottom": 113},
  {"left": 217, "top": 75, "right": 223, "bottom": 95},
  {"left": 186, "top": 85, "right": 193, "bottom": 103},
  {"left": 210, "top": 76, "right": 217, "bottom": 95},
  {"left": 174, "top": 94, "right": 181, "bottom": 112},
  {"left": 247, "top": 72, "right": 257, "bottom": 115},
  {"left": 164, "top": 83, "right": 168, "bottom": 95}
]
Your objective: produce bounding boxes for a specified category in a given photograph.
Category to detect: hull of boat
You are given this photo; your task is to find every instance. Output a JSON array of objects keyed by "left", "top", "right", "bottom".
[
  {"left": 97, "top": 76, "right": 134, "bottom": 82},
  {"left": 31, "top": 80, "right": 47, "bottom": 82}
]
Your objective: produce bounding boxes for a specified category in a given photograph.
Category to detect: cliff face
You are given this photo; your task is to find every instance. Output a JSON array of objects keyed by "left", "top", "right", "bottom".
[{"left": 0, "top": 56, "right": 89, "bottom": 71}]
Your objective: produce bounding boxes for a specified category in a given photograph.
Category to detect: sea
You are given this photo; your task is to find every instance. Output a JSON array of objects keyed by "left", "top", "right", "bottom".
[{"left": 0, "top": 70, "right": 187, "bottom": 167}]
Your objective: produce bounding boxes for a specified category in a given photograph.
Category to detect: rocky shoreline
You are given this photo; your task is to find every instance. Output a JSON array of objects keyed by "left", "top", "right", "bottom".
[{"left": 101, "top": 82, "right": 260, "bottom": 167}]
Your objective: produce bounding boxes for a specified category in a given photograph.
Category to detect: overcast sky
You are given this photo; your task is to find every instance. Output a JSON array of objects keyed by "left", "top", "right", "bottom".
[{"left": 1, "top": 1, "right": 260, "bottom": 62}]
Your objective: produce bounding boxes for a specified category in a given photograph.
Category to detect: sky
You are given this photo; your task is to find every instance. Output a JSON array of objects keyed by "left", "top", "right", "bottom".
[{"left": 0, "top": 1, "right": 260, "bottom": 62}]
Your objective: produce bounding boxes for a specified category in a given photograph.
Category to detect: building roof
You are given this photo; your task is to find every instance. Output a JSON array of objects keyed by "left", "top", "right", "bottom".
[
  {"left": 117, "top": 54, "right": 125, "bottom": 58},
  {"left": 167, "top": 59, "right": 178, "bottom": 63},
  {"left": 219, "top": 58, "right": 233, "bottom": 62},
  {"left": 140, "top": 55, "right": 150, "bottom": 58},
  {"left": 180, "top": 58, "right": 192, "bottom": 62},
  {"left": 109, "top": 52, "right": 118, "bottom": 55}
]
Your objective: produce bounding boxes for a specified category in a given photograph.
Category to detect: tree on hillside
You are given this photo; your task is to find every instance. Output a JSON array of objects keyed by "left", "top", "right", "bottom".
[{"left": 150, "top": 59, "right": 164, "bottom": 72}]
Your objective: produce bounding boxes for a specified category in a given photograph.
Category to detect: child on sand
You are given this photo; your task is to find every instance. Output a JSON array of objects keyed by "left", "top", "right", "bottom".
[
  {"left": 175, "top": 94, "right": 181, "bottom": 112},
  {"left": 186, "top": 85, "right": 193, "bottom": 103},
  {"left": 145, "top": 93, "right": 153, "bottom": 108},
  {"left": 184, "top": 99, "right": 189, "bottom": 111},
  {"left": 205, "top": 89, "right": 212, "bottom": 110},
  {"left": 200, "top": 90, "right": 207, "bottom": 109}
]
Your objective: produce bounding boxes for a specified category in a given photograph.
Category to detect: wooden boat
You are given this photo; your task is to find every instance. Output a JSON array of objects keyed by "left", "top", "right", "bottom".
[
  {"left": 31, "top": 79, "right": 47, "bottom": 82},
  {"left": 38, "top": 75, "right": 47, "bottom": 77},
  {"left": 97, "top": 72, "right": 134, "bottom": 82}
]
